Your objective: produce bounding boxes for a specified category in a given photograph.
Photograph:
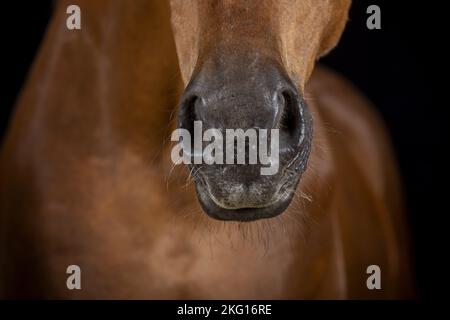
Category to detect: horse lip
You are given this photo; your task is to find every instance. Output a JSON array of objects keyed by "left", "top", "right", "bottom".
[{"left": 193, "top": 174, "right": 298, "bottom": 222}]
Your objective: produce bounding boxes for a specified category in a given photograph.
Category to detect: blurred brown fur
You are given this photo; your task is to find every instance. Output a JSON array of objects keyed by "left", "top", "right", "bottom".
[{"left": 0, "top": 0, "right": 414, "bottom": 298}]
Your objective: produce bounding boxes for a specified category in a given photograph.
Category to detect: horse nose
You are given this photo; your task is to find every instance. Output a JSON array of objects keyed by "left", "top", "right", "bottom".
[
  {"left": 178, "top": 71, "right": 307, "bottom": 153},
  {"left": 176, "top": 62, "right": 313, "bottom": 220}
]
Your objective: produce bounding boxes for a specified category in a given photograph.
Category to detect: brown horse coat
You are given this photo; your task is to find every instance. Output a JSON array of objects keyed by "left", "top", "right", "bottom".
[{"left": 0, "top": 0, "right": 413, "bottom": 298}]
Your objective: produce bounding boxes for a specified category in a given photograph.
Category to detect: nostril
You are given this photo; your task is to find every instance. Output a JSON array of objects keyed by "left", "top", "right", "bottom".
[
  {"left": 179, "top": 95, "right": 200, "bottom": 141},
  {"left": 277, "top": 89, "right": 301, "bottom": 142}
]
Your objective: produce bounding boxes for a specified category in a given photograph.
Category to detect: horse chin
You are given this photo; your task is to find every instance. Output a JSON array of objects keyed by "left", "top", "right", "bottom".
[{"left": 194, "top": 176, "right": 299, "bottom": 222}]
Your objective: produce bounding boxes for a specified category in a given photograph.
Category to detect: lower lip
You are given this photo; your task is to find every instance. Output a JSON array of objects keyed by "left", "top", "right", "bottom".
[
  {"left": 194, "top": 171, "right": 299, "bottom": 221},
  {"left": 197, "top": 185, "right": 294, "bottom": 222}
]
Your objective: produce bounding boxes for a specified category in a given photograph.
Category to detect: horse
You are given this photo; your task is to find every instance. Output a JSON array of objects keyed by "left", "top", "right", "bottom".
[{"left": 0, "top": 0, "right": 413, "bottom": 299}]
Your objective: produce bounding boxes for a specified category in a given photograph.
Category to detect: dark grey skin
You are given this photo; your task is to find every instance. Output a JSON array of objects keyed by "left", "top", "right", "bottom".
[{"left": 178, "top": 54, "right": 313, "bottom": 221}]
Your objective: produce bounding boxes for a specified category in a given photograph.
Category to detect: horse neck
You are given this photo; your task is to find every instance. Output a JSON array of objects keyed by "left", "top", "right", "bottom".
[{"left": 5, "top": 0, "right": 181, "bottom": 166}]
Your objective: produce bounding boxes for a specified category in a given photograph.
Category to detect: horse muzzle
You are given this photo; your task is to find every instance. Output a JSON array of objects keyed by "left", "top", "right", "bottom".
[{"left": 177, "top": 57, "right": 313, "bottom": 221}]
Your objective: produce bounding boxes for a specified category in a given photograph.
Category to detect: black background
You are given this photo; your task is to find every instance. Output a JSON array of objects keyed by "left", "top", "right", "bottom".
[{"left": 0, "top": 1, "right": 445, "bottom": 300}]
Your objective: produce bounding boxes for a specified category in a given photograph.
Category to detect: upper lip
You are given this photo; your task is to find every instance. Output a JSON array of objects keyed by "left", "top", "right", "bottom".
[{"left": 198, "top": 174, "right": 283, "bottom": 210}]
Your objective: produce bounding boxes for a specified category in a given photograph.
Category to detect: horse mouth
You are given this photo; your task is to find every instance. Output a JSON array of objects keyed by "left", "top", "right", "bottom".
[{"left": 193, "top": 171, "right": 300, "bottom": 222}]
